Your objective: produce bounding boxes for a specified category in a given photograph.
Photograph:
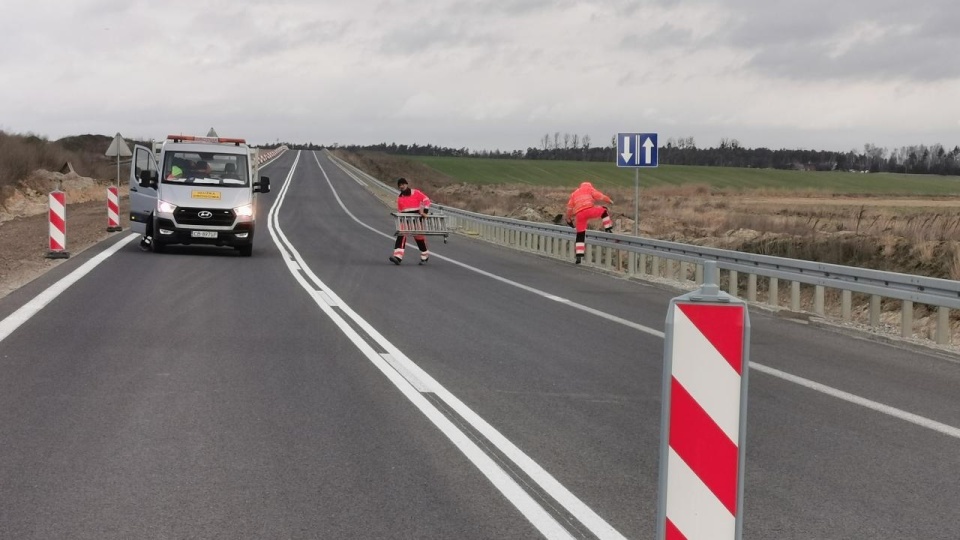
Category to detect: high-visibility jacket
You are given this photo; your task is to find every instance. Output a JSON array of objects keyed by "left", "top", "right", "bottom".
[
  {"left": 397, "top": 189, "right": 431, "bottom": 213},
  {"left": 565, "top": 181, "right": 612, "bottom": 221}
]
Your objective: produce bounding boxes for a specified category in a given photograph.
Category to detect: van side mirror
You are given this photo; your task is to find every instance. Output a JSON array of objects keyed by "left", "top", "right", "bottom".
[
  {"left": 255, "top": 176, "right": 271, "bottom": 194},
  {"left": 139, "top": 169, "right": 158, "bottom": 189}
]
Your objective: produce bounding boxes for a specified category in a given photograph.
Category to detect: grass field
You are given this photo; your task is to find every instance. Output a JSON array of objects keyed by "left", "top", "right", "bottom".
[
  {"left": 407, "top": 155, "right": 960, "bottom": 195},
  {"left": 344, "top": 149, "right": 960, "bottom": 277},
  {"left": 335, "top": 149, "right": 960, "bottom": 342}
]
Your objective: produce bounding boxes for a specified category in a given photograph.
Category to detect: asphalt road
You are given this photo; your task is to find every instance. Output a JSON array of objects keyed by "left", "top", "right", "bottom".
[{"left": 0, "top": 150, "right": 958, "bottom": 539}]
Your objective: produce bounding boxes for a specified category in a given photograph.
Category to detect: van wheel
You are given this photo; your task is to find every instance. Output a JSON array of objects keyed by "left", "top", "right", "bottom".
[{"left": 238, "top": 245, "right": 252, "bottom": 257}]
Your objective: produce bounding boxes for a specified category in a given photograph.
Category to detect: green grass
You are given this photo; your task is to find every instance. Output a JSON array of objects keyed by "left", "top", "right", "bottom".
[{"left": 408, "top": 156, "right": 960, "bottom": 195}]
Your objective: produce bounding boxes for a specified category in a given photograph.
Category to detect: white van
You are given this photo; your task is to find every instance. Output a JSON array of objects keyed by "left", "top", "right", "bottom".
[{"left": 129, "top": 135, "right": 271, "bottom": 257}]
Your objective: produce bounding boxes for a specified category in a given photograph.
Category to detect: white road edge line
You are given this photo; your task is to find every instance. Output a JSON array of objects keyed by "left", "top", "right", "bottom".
[
  {"left": 751, "top": 363, "right": 960, "bottom": 439},
  {"left": 271, "top": 152, "right": 610, "bottom": 539},
  {"left": 0, "top": 234, "right": 136, "bottom": 343},
  {"left": 322, "top": 151, "right": 960, "bottom": 442}
]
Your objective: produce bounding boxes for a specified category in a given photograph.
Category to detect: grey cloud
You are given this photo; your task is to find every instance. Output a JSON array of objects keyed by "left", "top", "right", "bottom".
[
  {"left": 372, "top": 0, "right": 573, "bottom": 56},
  {"left": 250, "top": 20, "right": 350, "bottom": 56},
  {"left": 748, "top": 30, "right": 960, "bottom": 81},
  {"left": 74, "top": 0, "right": 133, "bottom": 17},
  {"left": 193, "top": 16, "right": 352, "bottom": 67},
  {"left": 711, "top": 0, "right": 960, "bottom": 81},
  {"left": 444, "top": 0, "right": 575, "bottom": 16},
  {"left": 620, "top": 24, "right": 696, "bottom": 52},
  {"left": 379, "top": 19, "right": 496, "bottom": 55},
  {"left": 603, "top": 0, "right": 688, "bottom": 17}
]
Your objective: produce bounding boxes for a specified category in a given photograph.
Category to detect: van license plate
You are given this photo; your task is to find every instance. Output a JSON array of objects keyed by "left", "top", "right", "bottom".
[{"left": 191, "top": 231, "right": 217, "bottom": 239}]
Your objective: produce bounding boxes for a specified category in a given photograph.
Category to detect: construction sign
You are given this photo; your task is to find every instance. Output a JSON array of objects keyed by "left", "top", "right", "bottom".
[
  {"left": 657, "top": 261, "right": 751, "bottom": 540},
  {"left": 104, "top": 132, "right": 132, "bottom": 157}
]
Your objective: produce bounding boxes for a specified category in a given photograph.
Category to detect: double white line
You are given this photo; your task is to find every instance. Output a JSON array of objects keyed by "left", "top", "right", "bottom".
[{"left": 266, "top": 151, "right": 628, "bottom": 540}]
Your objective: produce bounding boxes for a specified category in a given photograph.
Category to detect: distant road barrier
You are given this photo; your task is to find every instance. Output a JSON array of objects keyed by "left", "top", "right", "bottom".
[
  {"left": 46, "top": 190, "right": 69, "bottom": 259},
  {"left": 328, "top": 151, "right": 960, "bottom": 347},
  {"left": 106, "top": 186, "right": 121, "bottom": 232},
  {"left": 256, "top": 146, "right": 288, "bottom": 165}
]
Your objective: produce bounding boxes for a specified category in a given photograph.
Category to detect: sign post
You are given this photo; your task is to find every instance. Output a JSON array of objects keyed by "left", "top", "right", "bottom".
[
  {"left": 657, "top": 260, "right": 750, "bottom": 540},
  {"left": 617, "top": 132, "right": 658, "bottom": 273},
  {"left": 104, "top": 132, "right": 132, "bottom": 189}
]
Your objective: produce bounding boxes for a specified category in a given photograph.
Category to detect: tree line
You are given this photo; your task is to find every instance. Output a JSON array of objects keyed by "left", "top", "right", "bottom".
[{"left": 299, "top": 133, "right": 960, "bottom": 176}]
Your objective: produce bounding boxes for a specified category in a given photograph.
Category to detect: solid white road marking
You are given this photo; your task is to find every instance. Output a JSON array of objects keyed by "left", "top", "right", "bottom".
[
  {"left": 751, "top": 363, "right": 960, "bottom": 439},
  {"left": 272, "top": 152, "right": 603, "bottom": 539},
  {"left": 321, "top": 151, "right": 960, "bottom": 442},
  {"left": 0, "top": 234, "right": 136, "bottom": 343}
]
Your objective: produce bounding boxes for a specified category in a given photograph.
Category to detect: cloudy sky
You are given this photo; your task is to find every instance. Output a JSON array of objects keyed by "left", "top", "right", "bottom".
[{"left": 2, "top": 0, "right": 958, "bottom": 153}]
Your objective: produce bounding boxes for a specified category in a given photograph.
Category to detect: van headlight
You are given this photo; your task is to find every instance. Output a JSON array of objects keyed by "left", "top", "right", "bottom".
[
  {"left": 157, "top": 200, "right": 177, "bottom": 213},
  {"left": 235, "top": 204, "right": 254, "bottom": 218}
]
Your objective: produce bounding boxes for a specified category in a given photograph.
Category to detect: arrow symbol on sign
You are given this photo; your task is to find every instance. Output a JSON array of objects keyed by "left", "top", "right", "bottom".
[
  {"left": 620, "top": 135, "right": 633, "bottom": 164},
  {"left": 642, "top": 136, "right": 655, "bottom": 165}
]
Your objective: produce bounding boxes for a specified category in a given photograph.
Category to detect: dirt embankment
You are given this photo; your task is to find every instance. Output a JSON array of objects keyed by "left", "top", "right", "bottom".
[{"left": 0, "top": 170, "right": 129, "bottom": 298}]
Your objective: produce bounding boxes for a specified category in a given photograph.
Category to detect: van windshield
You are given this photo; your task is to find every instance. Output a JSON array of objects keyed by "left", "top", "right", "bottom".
[{"left": 162, "top": 151, "right": 249, "bottom": 187}]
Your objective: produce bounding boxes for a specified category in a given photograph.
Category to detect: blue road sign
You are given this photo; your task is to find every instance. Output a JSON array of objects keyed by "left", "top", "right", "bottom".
[{"left": 617, "top": 132, "right": 658, "bottom": 167}]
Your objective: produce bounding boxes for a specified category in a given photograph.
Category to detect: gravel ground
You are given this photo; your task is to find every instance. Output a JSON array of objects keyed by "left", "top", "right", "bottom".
[{"left": 0, "top": 197, "right": 130, "bottom": 299}]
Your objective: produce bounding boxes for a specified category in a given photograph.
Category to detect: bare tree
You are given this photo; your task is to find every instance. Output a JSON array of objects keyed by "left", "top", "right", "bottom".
[
  {"left": 582, "top": 134, "right": 591, "bottom": 150},
  {"left": 553, "top": 132, "right": 561, "bottom": 150},
  {"left": 563, "top": 133, "right": 571, "bottom": 150},
  {"left": 864, "top": 143, "right": 886, "bottom": 172},
  {"left": 572, "top": 134, "right": 579, "bottom": 149},
  {"left": 541, "top": 134, "right": 550, "bottom": 151}
]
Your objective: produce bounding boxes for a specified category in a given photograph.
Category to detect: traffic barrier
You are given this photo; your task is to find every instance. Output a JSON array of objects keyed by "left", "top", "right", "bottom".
[
  {"left": 46, "top": 190, "right": 70, "bottom": 259},
  {"left": 255, "top": 146, "right": 287, "bottom": 165},
  {"left": 106, "top": 186, "right": 122, "bottom": 232},
  {"left": 657, "top": 261, "right": 749, "bottom": 540}
]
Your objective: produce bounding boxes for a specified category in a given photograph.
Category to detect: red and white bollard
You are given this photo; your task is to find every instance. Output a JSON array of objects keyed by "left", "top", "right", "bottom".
[
  {"left": 46, "top": 190, "right": 70, "bottom": 259},
  {"left": 106, "top": 186, "right": 122, "bottom": 232},
  {"left": 658, "top": 261, "right": 749, "bottom": 540}
]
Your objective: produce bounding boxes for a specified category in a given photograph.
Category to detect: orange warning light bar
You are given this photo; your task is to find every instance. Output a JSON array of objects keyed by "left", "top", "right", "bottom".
[{"left": 166, "top": 135, "right": 246, "bottom": 145}]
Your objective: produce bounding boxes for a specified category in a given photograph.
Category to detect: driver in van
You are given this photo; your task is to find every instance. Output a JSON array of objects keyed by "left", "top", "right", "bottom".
[{"left": 194, "top": 160, "right": 212, "bottom": 177}]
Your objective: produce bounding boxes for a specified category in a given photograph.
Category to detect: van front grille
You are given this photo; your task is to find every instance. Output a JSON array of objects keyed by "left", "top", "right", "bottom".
[{"left": 174, "top": 207, "right": 235, "bottom": 226}]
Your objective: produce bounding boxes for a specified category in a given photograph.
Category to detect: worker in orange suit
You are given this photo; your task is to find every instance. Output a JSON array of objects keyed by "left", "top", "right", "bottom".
[
  {"left": 390, "top": 177, "right": 432, "bottom": 265},
  {"left": 564, "top": 181, "right": 614, "bottom": 264}
]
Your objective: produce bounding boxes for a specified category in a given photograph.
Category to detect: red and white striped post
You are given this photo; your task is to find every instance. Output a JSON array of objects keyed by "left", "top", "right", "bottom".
[
  {"left": 46, "top": 190, "right": 70, "bottom": 259},
  {"left": 657, "top": 261, "right": 749, "bottom": 540},
  {"left": 106, "top": 186, "right": 122, "bottom": 232}
]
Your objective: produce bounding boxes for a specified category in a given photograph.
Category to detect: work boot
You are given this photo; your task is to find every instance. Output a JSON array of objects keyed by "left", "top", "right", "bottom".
[
  {"left": 419, "top": 256, "right": 429, "bottom": 265},
  {"left": 605, "top": 227, "right": 613, "bottom": 233},
  {"left": 575, "top": 255, "right": 583, "bottom": 265},
  {"left": 139, "top": 236, "right": 152, "bottom": 252},
  {"left": 389, "top": 256, "right": 402, "bottom": 265}
]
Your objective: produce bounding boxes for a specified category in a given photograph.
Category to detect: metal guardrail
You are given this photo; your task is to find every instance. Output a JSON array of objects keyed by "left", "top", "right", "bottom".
[{"left": 328, "top": 151, "right": 959, "bottom": 346}]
